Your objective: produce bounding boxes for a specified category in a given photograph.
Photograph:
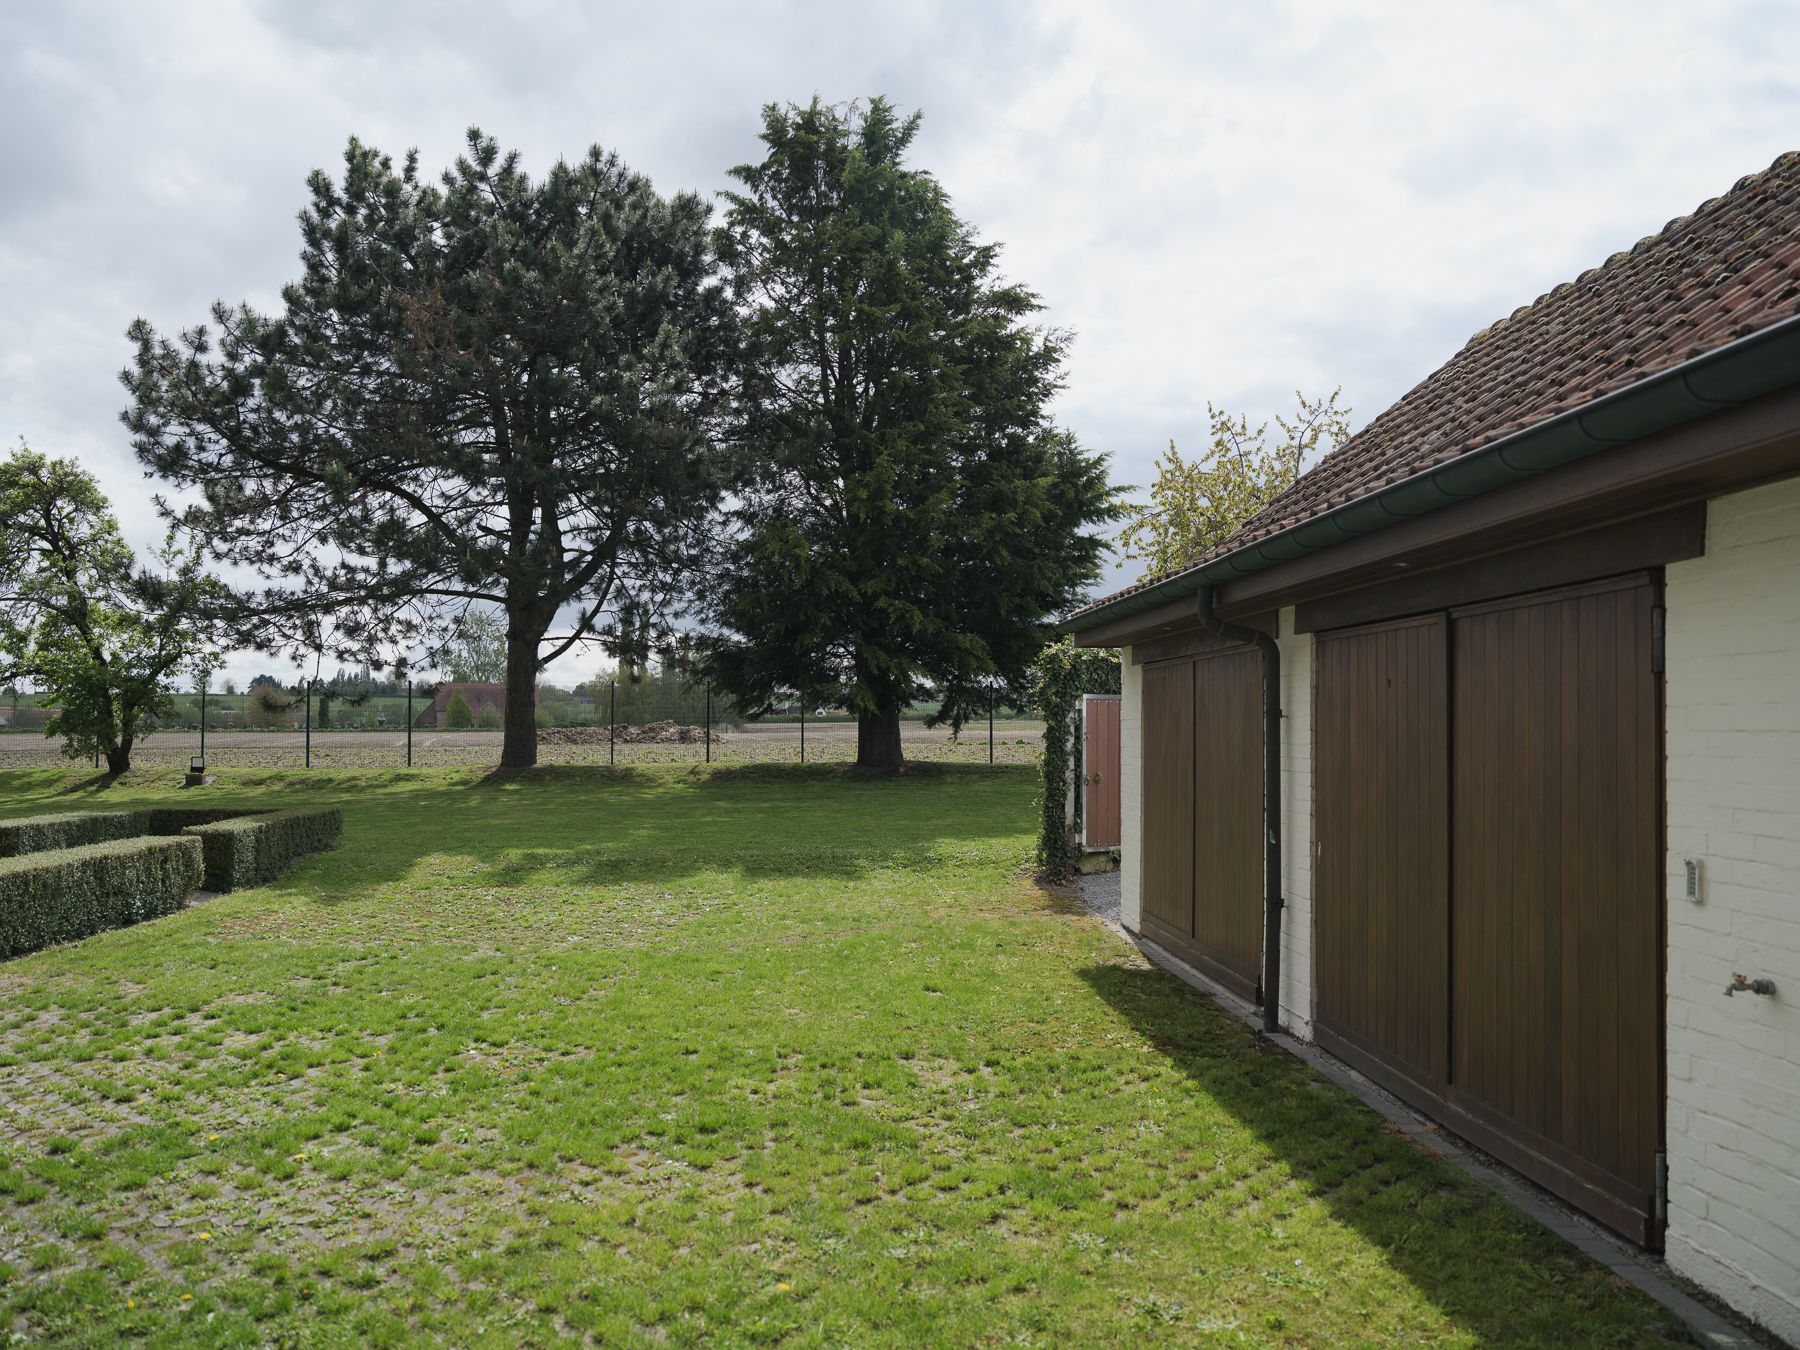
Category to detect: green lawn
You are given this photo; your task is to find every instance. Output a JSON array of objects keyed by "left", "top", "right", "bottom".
[{"left": 0, "top": 765, "right": 1680, "bottom": 1347}]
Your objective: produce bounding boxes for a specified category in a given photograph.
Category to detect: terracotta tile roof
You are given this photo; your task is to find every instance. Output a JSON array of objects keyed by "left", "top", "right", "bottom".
[{"left": 1075, "top": 150, "right": 1800, "bottom": 620}]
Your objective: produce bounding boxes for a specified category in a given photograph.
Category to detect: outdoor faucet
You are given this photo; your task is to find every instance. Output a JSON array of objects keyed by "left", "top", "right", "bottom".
[{"left": 1724, "top": 973, "right": 1777, "bottom": 997}]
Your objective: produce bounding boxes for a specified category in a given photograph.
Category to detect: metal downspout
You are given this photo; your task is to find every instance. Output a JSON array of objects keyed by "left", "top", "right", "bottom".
[{"left": 1196, "top": 585, "right": 1283, "bottom": 1033}]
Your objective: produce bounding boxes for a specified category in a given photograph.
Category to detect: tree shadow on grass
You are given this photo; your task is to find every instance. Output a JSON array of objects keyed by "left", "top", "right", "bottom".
[
  {"left": 458, "top": 765, "right": 1031, "bottom": 885},
  {"left": 464, "top": 761, "right": 1016, "bottom": 789},
  {"left": 50, "top": 771, "right": 127, "bottom": 796},
  {"left": 1076, "top": 962, "right": 1685, "bottom": 1347},
  {"left": 0, "top": 763, "right": 1037, "bottom": 892}
]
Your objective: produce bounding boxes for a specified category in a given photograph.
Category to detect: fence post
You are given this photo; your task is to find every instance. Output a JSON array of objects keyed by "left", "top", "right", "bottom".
[
  {"left": 704, "top": 687, "right": 712, "bottom": 764},
  {"left": 609, "top": 679, "right": 616, "bottom": 766},
  {"left": 406, "top": 680, "right": 413, "bottom": 768},
  {"left": 199, "top": 680, "right": 207, "bottom": 767},
  {"left": 989, "top": 689, "right": 995, "bottom": 765},
  {"left": 304, "top": 680, "right": 312, "bottom": 769},
  {"left": 799, "top": 698, "right": 805, "bottom": 765}
]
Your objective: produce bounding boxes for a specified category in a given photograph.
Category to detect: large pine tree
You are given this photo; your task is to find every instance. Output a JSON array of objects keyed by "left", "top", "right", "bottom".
[
  {"left": 707, "top": 98, "right": 1117, "bottom": 768},
  {"left": 124, "top": 131, "right": 735, "bottom": 768}
]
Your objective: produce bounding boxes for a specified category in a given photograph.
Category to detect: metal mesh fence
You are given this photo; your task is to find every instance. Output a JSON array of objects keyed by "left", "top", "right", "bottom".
[{"left": 0, "top": 683, "right": 1042, "bottom": 770}]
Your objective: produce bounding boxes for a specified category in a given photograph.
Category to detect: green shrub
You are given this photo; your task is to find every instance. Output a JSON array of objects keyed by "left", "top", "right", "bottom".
[
  {"left": 1029, "top": 638, "right": 1121, "bottom": 880},
  {"left": 183, "top": 808, "right": 342, "bottom": 892},
  {"left": 476, "top": 704, "right": 502, "bottom": 730},
  {"left": 0, "top": 810, "right": 141, "bottom": 858},
  {"left": 0, "top": 835, "right": 202, "bottom": 960},
  {"left": 445, "top": 691, "right": 474, "bottom": 729}
]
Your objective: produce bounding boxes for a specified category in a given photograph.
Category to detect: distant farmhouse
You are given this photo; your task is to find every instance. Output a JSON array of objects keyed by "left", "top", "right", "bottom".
[{"left": 413, "top": 682, "right": 538, "bottom": 729}]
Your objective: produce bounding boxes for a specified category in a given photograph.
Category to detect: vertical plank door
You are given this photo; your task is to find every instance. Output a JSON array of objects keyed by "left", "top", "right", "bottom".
[
  {"left": 1189, "top": 648, "right": 1267, "bottom": 1000},
  {"left": 1082, "top": 695, "right": 1122, "bottom": 849},
  {"left": 1140, "top": 660, "right": 1196, "bottom": 940},
  {"left": 1450, "top": 574, "right": 1662, "bottom": 1242},
  {"left": 1313, "top": 614, "right": 1450, "bottom": 1096}
]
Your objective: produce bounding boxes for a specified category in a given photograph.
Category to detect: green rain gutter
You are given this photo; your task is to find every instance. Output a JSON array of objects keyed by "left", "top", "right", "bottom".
[{"left": 1066, "top": 311, "right": 1800, "bottom": 633}]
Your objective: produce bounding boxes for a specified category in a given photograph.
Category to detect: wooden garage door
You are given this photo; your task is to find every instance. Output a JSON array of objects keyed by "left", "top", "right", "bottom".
[
  {"left": 1450, "top": 574, "right": 1662, "bottom": 1241},
  {"left": 1141, "top": 659, "right": 1195, "bottom": 938},
  {"left": 1314, "top": 615, "right": 1448, "bottom": 1095},
  {"left": 1312, "top": 573, "right": 1663, "bottom": 1245},
  {"left": 1140, "top": 649, "right": 1264, "bottom": 1001},
  {"left": 1190, "top": 649, "right": 1264, "bottom": 998}
]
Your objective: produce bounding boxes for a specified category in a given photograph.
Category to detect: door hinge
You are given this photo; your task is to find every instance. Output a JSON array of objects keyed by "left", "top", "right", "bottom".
[
  {"left": 1654, "top": 1151, "right": 1668, "bottom": 1224},
  {"left": 1651, "top": 606, "right": 1666, "bottom": 675}
]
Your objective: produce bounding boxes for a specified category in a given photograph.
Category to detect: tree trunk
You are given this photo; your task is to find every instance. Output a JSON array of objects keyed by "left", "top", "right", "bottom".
[
  {"left": 499, "top": 627, "right": 540, "bottom": 769},
  {"left": 105, "top": 742, "right": 131, "bottom": 775},
  {"left": 856, "top": 706, "right": 904, "bottom": 771}
]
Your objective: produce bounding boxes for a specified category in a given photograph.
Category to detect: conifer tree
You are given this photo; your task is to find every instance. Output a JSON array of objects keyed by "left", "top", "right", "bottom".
[{"left": 705, "top": 99, "right": 1116, "bottom": 768}]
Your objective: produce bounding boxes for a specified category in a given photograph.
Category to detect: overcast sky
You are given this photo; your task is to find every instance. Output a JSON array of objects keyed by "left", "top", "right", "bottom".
[{"left": 4, "top": 0, "right": 1798, "bottom": 688}]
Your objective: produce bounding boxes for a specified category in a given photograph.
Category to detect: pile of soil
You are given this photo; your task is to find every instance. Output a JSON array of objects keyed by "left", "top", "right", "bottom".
[{"left": 538, "top": 720, "right": 718, "bottom": 746}]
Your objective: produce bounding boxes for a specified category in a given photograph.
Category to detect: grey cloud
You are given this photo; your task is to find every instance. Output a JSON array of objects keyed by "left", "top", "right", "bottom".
[{"left": 3, "top": 0, "right": 1798, "bottom": 688}]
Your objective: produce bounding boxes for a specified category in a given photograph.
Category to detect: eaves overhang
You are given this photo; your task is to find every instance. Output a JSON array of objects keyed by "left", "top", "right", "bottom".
[{"left": 1064, "top": 311, "right": 1800, "bottom": 635}]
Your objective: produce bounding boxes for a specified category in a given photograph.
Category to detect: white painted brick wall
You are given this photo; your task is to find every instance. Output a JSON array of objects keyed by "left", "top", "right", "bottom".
[
  {"left": 1665, "top": 475, "right": 1800, "bottom": 1345},
  {"left": 1277, "top": 609, "right": 1315, "bottom": 1041},
  {"left": 1119, "top": 649, "right": 1142, "bottom": 932}
]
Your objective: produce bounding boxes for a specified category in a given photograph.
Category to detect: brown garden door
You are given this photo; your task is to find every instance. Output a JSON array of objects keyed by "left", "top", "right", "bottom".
[
  {"left": 1140, "top": 648, "right": 1263, "bottom": 1001},
  {"left": 1312, "top": 574, "right": 1663, "bottom": 1245},
  {"left": 1081, "top": 695, "right": 1122, "bottom": 849}
]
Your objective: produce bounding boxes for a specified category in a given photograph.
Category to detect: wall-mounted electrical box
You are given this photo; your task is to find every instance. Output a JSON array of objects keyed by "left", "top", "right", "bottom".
[{"left": 1683, "top": 857, "right": 1703, "bottom": 903}]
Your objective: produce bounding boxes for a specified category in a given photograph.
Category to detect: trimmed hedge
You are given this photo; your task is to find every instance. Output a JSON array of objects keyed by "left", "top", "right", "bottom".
[
  {"left": 184, "top": 809, "right": 342, "bottom": 893},
  {"left": 0, "top": 835, "right": 202, "bottom": 959},
  {"left": 0, "top": 805, "right": 340, "bottom": 957},
  {"left": 0, "top": 810, "right": 142, "bottom": 858},
  {"left": 144, "top": 808, "right": 267, "bottom": 836},
  {"left": 0, "top": 808, "right": 270, "bottom": 859}
]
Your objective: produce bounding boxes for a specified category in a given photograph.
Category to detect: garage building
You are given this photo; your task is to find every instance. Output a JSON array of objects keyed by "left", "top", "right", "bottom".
[{"left": 1065, "top": 152, "right": 1800, "bottom": 1340}]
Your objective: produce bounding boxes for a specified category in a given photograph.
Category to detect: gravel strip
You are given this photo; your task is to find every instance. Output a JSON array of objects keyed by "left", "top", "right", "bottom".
[{"left": 1077, "top": 869, "right": 1121, "bottom": 927}]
